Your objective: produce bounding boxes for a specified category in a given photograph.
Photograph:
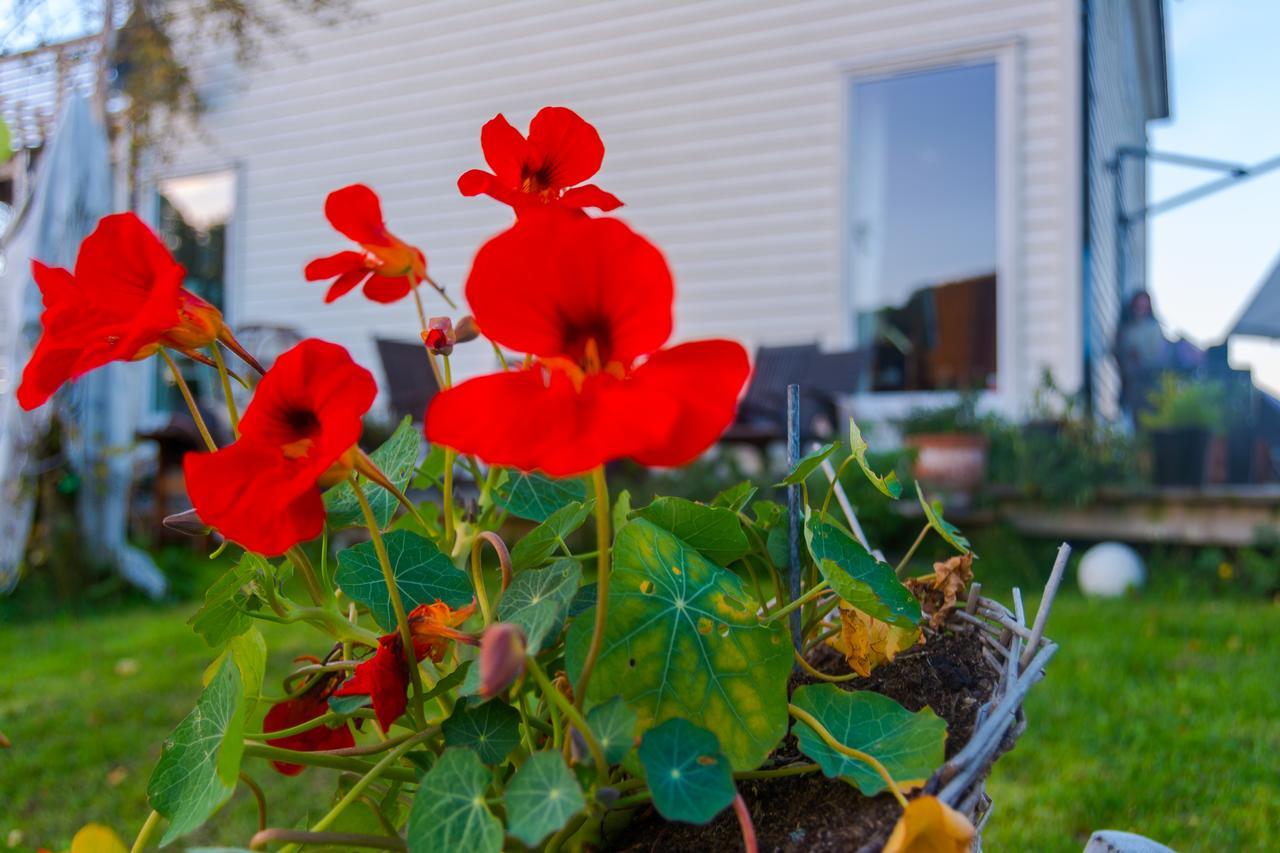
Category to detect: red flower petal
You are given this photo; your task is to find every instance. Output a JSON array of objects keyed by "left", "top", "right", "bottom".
[
  {"left": 480, "top": 113, "right": 533, "bottom": 185},
  {"left": 362, "top": 274, "right": 414, "bottom": 303},
  {"left": 263, "top": 694, "right": 355, "bottom": 776},
  {"left": 325, "top": 269, "right": 372, "bottom": 303},
  {"left": 527, "top": 106, "right": 605, "bottom": 189},
  {"left": 324, "top": 184, "right": 391, "bottom": 247},
  {"left": 627, "top": 340, "right": 751, "bottom": 467},
  {"left": 558, "top": 183, "right": 624, "bottom": 212},
  {"left": 457, "top": 169, "right": 525, "bottom": 207},
  {"left": 465, "top": 213, "right": 673, "bottom": 366},
  {"left": 305, "top": 251, "right": 366, "bottom": 281},
  {"left": 334, "top": 637, "right": 409, "bottom": 732}
]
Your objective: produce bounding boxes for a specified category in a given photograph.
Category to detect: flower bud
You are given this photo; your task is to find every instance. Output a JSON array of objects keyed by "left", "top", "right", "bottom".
[
  {"left": 163, "top": 507, "right": 213, "bottom": 537},
  {"left": 162, "top": 289, "right": 225, "bottom": 350},
  {"left": 454, "top": 315, "right": 481, "bottom": 343},
  {"left": 421, "top": 317, "right": 455, "bottom": 356},
  {"left": 477, "top": 622, "right": 526, "bottom": 699}
]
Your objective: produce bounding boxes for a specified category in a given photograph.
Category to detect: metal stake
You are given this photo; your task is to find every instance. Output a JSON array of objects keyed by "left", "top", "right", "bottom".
[{"left": 786, "top": 384, "right": 803, "bottom": 662}]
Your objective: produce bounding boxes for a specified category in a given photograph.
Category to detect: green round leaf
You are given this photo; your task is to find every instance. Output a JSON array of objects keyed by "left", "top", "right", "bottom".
[
  {"left": 637, "top": 718, "right": 736, "bottom": 824},
  {"left": 805, "top": 516, "right": 921, "bottom": 627},
  {"left": 586, "top": 696, "right": 638, "bottom": 765},
  {"left": 441, "top": 699, "right": 522, "bottom": 764},
  {"left": 336, "top": 530, "right": 472, "bottom": 632},
  {"left": 503, "top": 751, "right": 586, "bottom": 846},
  {"left": 791, "top": 684, "right": 947, "bottom": 795},
  {"left": 407, "top": 748, "right": 502, "bottom": 853},
  {"left": 496, "top": 558, "right": 581, "bottom": 654},
  {"left": 710, "top": 481, "right": 758, "bottom": 513},
  {"left": 323, "top": 417, "right": 420, "bottom": 529},
  {"left": 777, "top": 440, "right": 841, "bottom": 486},
  {"left": 494, "top": 471, "right": 587, "bottom": 522},
  {"left": 632, "top": 496, "right": 751, "bottom": 565},
  {"left": 188, "top": 554, "right": 273, "bottom": 648},
  {"left": 565, "top": 518, "right": 791, "bottom": 770}
]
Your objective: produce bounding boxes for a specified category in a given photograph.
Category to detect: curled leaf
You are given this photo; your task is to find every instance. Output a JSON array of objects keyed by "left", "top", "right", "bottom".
[
  {"left": 777, "top": 441, "right": 841, "bottom": 486},
  {"left": 915, "top": 483, "right": 971, "bottom": 554},
  {"left": 905, "top": 554, "right": 974, "bottom": 629},
  {"left": 849, "top": 419, "right": 902, "bottom": 499},
  {"left": 883, "top": 795, "right": 975, "bottom": 853},
  {"left": 831, "top": 606, "right": 921, "bottom": 677}
]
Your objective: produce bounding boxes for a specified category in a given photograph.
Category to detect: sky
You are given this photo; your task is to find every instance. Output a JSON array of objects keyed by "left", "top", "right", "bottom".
[{"left": 1148, "top": 0, "right": 1280, "bottom": 395}]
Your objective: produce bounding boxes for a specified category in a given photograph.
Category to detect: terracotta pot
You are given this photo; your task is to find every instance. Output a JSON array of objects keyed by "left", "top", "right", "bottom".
[{"left": 905, "top": 432, "right": 989, "bottom": 494}]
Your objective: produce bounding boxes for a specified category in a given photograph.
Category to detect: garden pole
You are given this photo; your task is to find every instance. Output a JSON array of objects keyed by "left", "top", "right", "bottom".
[{"left": 786, "top": 384, "right": 803, "bottom": 664}]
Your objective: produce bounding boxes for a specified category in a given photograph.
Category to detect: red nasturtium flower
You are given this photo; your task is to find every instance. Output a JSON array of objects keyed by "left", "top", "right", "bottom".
[
  {"left": 304, "top": 184, "right": 427, "bottom": 303},
  {"left": 262, "top": 670, "right": 356, "bottom": 776},
  {"left": 17, "top": 212, "right": 257, "bottom": 410},
  {"left": 425, "top": 211, "right": 750, "bottom": 476},
  {"left": 457, "top": 106, "right": 622, "bottom": 213},
  {"left": 183, "top": 339, "right": 376, "bottom": 556},
  {"left": 335, "top": 600, "right": 477, "bottom": 731}
]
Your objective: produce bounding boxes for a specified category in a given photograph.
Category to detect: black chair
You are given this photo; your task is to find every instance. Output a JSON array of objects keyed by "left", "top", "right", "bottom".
[{"left": 376, "top": 338, "right": 440, "bottom": 423}]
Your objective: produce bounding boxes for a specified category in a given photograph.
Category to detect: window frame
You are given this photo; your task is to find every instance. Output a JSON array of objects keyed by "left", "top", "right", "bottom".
[{"left": 839, "top": 36, "right": 1022, "bottom": 419}]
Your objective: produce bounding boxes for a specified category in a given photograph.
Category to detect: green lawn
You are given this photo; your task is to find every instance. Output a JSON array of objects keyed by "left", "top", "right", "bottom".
[{"left": 1, "top": 591, "right": 1276, "bottom": 851}]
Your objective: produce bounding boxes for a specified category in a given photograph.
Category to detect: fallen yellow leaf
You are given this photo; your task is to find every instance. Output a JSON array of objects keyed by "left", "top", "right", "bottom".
[
  {"left": 830, "top": 606, "right": 920, "bottom": 677},
  {"left": 906, "top": 554, "right": 974, "bottom": 628},
  {"left": 69, "top": 824, "right": 127, "bottom": 853},
  {"left": 883, "top": 796, "right": 975, "bottom": 853}
]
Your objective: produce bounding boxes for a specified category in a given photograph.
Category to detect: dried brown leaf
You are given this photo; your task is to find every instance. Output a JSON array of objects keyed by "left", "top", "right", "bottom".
[
  {"left": 907, "top": 554, "right": 974, "bottom": 628},
  {"left": 831, "top": 606, "right": 921, "bottom": 677}
]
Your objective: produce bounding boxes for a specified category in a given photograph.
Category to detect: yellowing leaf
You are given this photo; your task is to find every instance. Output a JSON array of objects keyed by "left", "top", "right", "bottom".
[
  {"left": 70, "top": 824, "right": 127, "bottom": 853},
  {"left": 831, "top": 606, "right": 920, "bottom": 677},
  {"left": 883, "top": 796, "right": 975, "bottom": 853}
]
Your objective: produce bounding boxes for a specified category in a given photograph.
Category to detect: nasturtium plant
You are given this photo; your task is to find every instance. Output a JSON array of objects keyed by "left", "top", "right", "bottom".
[
  {"left": 917, "top": 482, "right": 973, "bottom": 554},
  {"left": 19, "top": 110, "right": 984, "bottom": 850}
]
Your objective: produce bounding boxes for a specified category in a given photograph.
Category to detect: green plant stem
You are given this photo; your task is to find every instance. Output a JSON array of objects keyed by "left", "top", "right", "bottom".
[
  {"left": 469, "top": 538, "right": 494, "bottom": 626},
  {"left": 239, "top": 771, "right": 268, "bottom": 831},
  {"left": 546, "top": 813, "right": 588, "bottom": 853},
  {"left": 734, "top": 762, "right": 821, "bottom": 780},
  {"left": 160, "top": 348, "right": 216, "bottom": 452},
  {"left": 256, "top": 829, "right": 406, "bottom": 852},
  {"left": 130, "top": 810, "right": 162, "bottom": 853},
  {"left": 243, "top": 743, "right": 418, "bottom": 782},
  {"left": 793, "top": 649, "right": 859, "bottom": 682},
  {"left": 763, "top": 580, "right": 828, "bottom": 625},
  {"left": 819, "top": 456, "right": 854, "bottom": 521},
  {"left": 801, "top": 596, "right": 842, "bottom": 641},
  {"left": 277, "top": 728, "right": 437, "bottom": 853},
  {"left": 353, "top": 480, "right": 427, "bottom": 729},
  {"left": 787, "top": 704, "right": 907, "bottom": 808},
  {"left": 286, "top": 545, "right": 327, "bottom": 607},
  {"left": 575, "top": 466, "right": 611, "bottom": 711},
  {"left": 210, "top": 344, "right": 240, "bottom": 438},
  {"left": 527, "top": 655, "right": 608, "bottom": 782},
  {"left": 610, "top": 791, "right": 654, "bottom": 809},
  {"left": 895, "top": 524, "right": 930, "bottom": 578},
  {"left": 245, "top": 710, "right": 346, "bottom": 739}
]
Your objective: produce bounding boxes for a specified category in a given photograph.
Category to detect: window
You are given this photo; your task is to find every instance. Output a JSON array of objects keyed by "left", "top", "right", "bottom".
[
  {"left": 849, "top": 62, "right": 998, "bottom": 393},
  {"left": 150, "top": 170, "right": 236, "bottom": 416}
]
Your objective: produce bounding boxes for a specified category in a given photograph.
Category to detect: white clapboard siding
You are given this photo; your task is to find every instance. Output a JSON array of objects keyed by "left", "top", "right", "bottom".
[{"left": 152, "top": 0, "right": 1084, "bottom": 413}]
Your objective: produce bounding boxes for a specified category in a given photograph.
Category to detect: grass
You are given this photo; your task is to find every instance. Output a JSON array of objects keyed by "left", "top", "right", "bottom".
[{"left": 1, "top": 573, "right": 1277, "bottom": 850}]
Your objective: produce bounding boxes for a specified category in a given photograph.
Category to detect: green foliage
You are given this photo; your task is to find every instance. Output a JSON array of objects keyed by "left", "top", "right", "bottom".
[
  {"left": 509, "top": 501, "right": 593, "bottom": 571},
  {"left": 849, "top": 418, "right": 902, "bottom": 499},
  {"left": 503, "top": 752, "right": 586, "bottom": 846},
  {"left": 777, "top": 440, "right": 841, "bottom": 486},
  {"left": 1140, "top": 373, "right": 1228, "bottom": 432},
  {"left": 565, "top": 518, "right": 792, "bottom": 770},
  {"left": 637, "top": 718, "right": 737, "bottom": 824},
  {"left": 710, "top": 481, "right": 757, "bottom": 512},
  {"left": 441, "top": 700, "right": 522, "bottom": 764},
  {"left": 896, "top": 392, "right": 986, "bottom": 436},
  {"left": 631, "top": 495, "right": 751, "bottom": 565},
  {"left": 494, "top": 471, "right": 589, "bottom": 522},
  {"left": 494, "top": 558, "right": 581, "bottom": 654},
  {"left": 335, "top": 530, "right": 472, "bottom": 632},
  {"left": 587, "top": 696, "right": 639, "bottom": 765},
  {"left": 916, "top": 483, "right": 972, "bottom": 554},
  {"left": 187, "top": 554, "right": 273, "bottom": 647},
  {"left": 791, "top": 685, "right": 947, "bottom": 796},
  {"left": 323, "top": 418, "right": 420, "bottom": 529},
  {"left": 407, "top": 748, "right": 504, "bottom": 853},
  {"left": 805, "top": 517, "right": 921, "bottom": 627}
]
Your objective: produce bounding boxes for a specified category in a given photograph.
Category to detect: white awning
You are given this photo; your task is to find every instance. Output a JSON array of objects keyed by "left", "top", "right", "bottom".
[{"left": 1231, "top": 253, "right": 1280, "bottom": 339}]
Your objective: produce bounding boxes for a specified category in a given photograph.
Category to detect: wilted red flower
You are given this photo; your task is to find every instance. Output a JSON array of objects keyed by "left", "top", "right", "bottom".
[
  {"left": 304, "top": 184, "right": 427, "bottom": 304},
  {"left": 425, "top": 212, "right": 750, "bottom": 476},
  {"left": 421, "top": 317, "right": 455, "bottom": 356},
  {"left": 334, "top": 600, "right": 476, "bottom": 731},
  {"left": 183, "top": 339, "right": 376, "bottom": 555},
  {"left": 457, "top": 107, "right": 622, "bottom": 213},
  {"left": 263, "top": 672, "right": 355, "bottom": 776},
  {"left": 17, "top": 212, "right": 256, "bottom": 410}
]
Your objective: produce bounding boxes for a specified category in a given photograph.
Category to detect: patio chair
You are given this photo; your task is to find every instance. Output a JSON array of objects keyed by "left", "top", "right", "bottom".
[{"left": 376, "top": 338, "right": 440, "bottom": 424}]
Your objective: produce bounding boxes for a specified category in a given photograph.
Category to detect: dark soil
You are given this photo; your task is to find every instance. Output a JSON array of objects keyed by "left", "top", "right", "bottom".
[{"left": 606, "top": 629, "right": 999, "bottom": 852}]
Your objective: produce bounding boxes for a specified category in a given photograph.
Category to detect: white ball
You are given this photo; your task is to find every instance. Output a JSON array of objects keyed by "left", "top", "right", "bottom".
[{"left": 1077, "top": 542, "right": 1145, "bottom": 598}]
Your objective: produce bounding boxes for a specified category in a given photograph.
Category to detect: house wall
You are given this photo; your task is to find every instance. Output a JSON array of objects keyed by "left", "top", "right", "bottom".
[
  {"left": 154, "top": 0, "right": 1084, "bottom": 416},
  {"left": 1082, "top": 0, "right": 1164, "bottom": 418}
]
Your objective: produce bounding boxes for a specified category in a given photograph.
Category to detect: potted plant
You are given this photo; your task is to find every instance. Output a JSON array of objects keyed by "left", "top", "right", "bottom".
[
  {"left": 18, "top": 109, "right": 1060, "bottom": 852},
  {"left": 898, "top": 394, "right": 990, "bottom": 499},
  {"left": 1139, "top": 374, "right": 1226, "bottom": 487}
]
